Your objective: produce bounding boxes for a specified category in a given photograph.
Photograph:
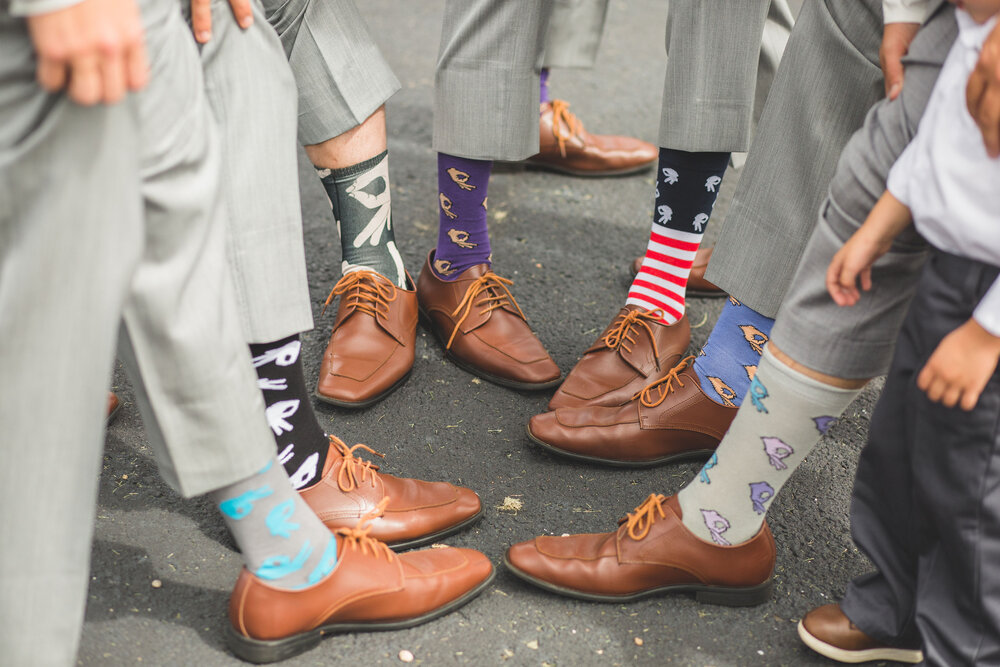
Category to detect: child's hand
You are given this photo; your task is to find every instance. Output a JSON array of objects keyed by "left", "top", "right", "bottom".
[
  {"left": 918, "top": 319, "right": 1000, "bottom": 411},
  {"left": 826, "top": 227, "right": 891, "bottom": 307}
]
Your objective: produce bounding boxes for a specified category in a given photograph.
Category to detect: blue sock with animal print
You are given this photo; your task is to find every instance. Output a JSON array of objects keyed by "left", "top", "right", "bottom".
[
  {"left": 433, "top": 153, "right": 492, "bottom": 280},
  {"left": 678, "top": 348, "right": 859, "bottom": 545},
  {"left": 693, "top": 298, "right": 775, "bottom": 407},
  {"left": 213, "top": 458, "right": 339, "bottom": 589}
]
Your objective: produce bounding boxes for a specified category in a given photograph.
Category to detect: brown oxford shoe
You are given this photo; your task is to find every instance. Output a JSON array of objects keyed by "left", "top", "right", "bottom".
[
  {"left": 417, "top": 252, "right": 561, "bottom": 390},
  {"left": 631, "top": 246, "right": 725, "bottom": 298},
  {"left": 798, "top": 604, "right": 923, "bottom": 664},
  {"left": 226, "top": 508, "right": 494, "bottom": 664},
  {"left": 548, "top": 306, "right": 690, "bottom": 410},
  {"left": 316, "top": 270, "right": 417, "bottom": 408},
  {"left": 527, "top": 100, "right": 657, "bottom": 177},
  {"left": 505, "top": 493, "right": 774, "bottom": 605},
  {"left": 528, "top": 357, "right": 735, "bottom": 467},
  {"left": 299, "top": 436, "right": 482, "bottom": 550},
  {"left": 107, "top": 392, "right": 121, "bottom": 424}
]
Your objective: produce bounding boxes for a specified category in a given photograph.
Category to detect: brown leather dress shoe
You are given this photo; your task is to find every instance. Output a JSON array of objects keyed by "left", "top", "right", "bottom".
[
  {"left": 226, "top": 509, "right": 494, "bottom": 663},
  {"left": 631, "top": 246, "right": 725, "bottom": 298},
  {"left": 505, "top": 494, "right": 774, "bottom": 605},
  {"left": 798, "top": 604, "right": 923, "bottom": 664},
  {"left": 299, "top": 436, "right": 482, "bottom": 550},
  {"left": 107, "top": 392, "right": 120, "bottom": 424},
  {"left": 316, "top": 271, "right": 417, "bottom": 408},
  {"left": 548, "top": 306, "right": 690, "bottom": 410},
  {"left": 417, "top": 253, "right": 561, "bottom": 390},
  {"left": 528, "top": 357, "right": 736, "bottom": 467},
  {"left": 527, "top": 100, "right": 657, "bottom": 177}
]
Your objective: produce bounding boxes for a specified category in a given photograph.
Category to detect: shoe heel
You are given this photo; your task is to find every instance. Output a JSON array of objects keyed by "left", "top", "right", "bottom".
[
  {"left": 225, "top": 624, "right": 323, "bottom": 664},
  {"left": 694, "top": 579, "right": 773, "bottom": 607}
]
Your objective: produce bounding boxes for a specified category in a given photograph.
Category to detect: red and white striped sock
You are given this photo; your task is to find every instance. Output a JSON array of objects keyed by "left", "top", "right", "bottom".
[{"left": 627, "top": 226, "right": 702, "bottom": 324}]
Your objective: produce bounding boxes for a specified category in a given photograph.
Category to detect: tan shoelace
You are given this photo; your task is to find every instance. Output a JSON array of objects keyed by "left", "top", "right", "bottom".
[
  {"left": 333, "top": 497, "right": 395, "bottom": 562},
  {"left": 631, "top": 355, "right": 697, "bottom": 408},
  {"left": 447, "top": 272, "right": 526, "bottom": 349},
  {"left": 322, "top": 270, "right": 397, "bottom": 318},
  {"left": 624, "top": 493, "right": 668, "bottom": 541},
  {"left": 327, "top": 435, "right": 384, "bottom": 493},
  {"left": 602, "top": 308, "right": 665, "bottom": 362},
  {"left": 549, "top": 99, "right": 584, "bottom": 158}
]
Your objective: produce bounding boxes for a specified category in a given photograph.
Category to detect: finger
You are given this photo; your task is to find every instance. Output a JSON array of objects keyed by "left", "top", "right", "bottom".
[
  {"left": 861, "top": 267, "right": 873, "bottom": 292},
  {"left": 191, "top": 0, "right": 213, "bottom": 42},
  {"left": 100, "top": 50, "right": 126, "bottom": 104},
  {"left": 917, "top": 364, "right": 933, "bottom": 391},
  {"left": 941, "top": 385, "right": 962, "bottom": 408},
  {"left": 926, "top": 378, "right": 947, "bottom": 403},
  {"left": 68, "top": 54, "right": 102, "bottom": 106},
  {"left": 967, "top": 66, "right": 987, "bottom": 120},
  {"left": 884, "top": 58, "right": 904, "bottom": 100},
  {"left": 36, "top": 57, "right": 68, "bottom": 92},
  {"left": 979, "top": 82, "right": 1000, "bottom": 158},
  {"left": 124, "top": 36, "right": 149, "bottom": 91},
  {"left": 960, "top": 387, "right": 982, "bottom": 411},
  {"left": 228, "top": 0, "right": 254, "bottom": 29}
]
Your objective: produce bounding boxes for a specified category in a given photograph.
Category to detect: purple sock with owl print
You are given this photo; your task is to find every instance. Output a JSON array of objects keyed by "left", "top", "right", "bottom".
[{"left": 433, "top": 153, "right": 493, "bottom": 281}]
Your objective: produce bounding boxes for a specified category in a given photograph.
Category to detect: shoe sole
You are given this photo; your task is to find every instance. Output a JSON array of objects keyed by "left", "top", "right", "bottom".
[
  {"left": 418, "top": 307, "right": 562, "bottom": 391},
  {"left": 386, "top": 506, "right": 485, "bottom": 552},
  {"left": 225, "top": 568, "right": 496, "bottom": 664},
  {"left": 627, "top": 263, "right": 725, "bottom": 299},
  {"left": 106, "top": 402, "right": 121, "bottom": 426},
  {"left": 504, "top": 555, "right": 772, "bottom": 606},
  {"left": 522, "top": 159, "right": 655, "bottom": 178},
  {"left": 314, "top": 369, "right": 412, "bottom": 410},
  {"left": 796, "top": 620, "right": 923, "bottom": 664},
  {"left": 526, "top": 424, "right": 715, "bottom": 468}
]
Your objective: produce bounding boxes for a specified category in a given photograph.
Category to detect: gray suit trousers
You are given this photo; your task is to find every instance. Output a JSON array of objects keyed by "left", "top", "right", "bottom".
[
  {"left": 0, "top": 4, "right": 274, "bottom": 664},
  {"left": 263, "top": 0, "right": 401, "bottom": 146},
  {"left": 770, "top": 3, "right": 955, "bottom": 378},
  {"left": 434, "top": 0, "right": 793, "bottom": 160},
  {"left": 707, "top": 0, "right": 886, "bottom": 315}
]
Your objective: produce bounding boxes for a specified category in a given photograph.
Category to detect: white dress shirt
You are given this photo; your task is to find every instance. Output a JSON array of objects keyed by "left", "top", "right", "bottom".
[
  {"left": 887, "top": 10, "right": 1000, "bottom": 336},
  {"left": 883, "top": 0, "right": 934, "bottom": 24}
]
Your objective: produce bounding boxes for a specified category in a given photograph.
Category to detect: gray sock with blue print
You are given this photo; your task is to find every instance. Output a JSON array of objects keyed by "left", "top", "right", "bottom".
[
  {"left": 678, "top": 348, "right": 860, "bottom": 545},
  {"left": 212, "top": 457, "right": 338, "bottom": 589}
]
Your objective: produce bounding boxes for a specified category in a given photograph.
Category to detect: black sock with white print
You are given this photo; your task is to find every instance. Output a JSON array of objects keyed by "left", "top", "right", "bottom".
[{"left": 249, "top": 334, "right": 329, "bottom": 490}]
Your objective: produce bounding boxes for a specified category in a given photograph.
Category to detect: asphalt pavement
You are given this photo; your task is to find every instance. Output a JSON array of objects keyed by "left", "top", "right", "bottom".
[{"left": 86, "top": 1, "right": 894, "bottom": 665}]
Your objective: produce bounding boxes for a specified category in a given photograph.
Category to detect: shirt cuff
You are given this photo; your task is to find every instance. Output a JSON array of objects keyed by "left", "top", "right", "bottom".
[
  {"left": 9, "top": 0, "right": 86, "bottom": 16},
  {"left": 974, "top": 277, "right": 1000, "bottom": 338},
  {"left": 883, "top": 0, "right": 932, "bottom": 24}
]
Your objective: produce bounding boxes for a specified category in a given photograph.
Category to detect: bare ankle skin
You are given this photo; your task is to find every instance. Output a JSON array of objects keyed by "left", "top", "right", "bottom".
[{"left": 768, "top": 342, "right": 870, "bottom": 390}]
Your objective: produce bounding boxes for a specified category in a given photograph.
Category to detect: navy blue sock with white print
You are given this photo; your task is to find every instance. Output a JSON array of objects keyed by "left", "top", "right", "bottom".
[
  {"left": 678, "top": 348, "right": 859, "bottom": 545},
  {"left": 249, "top": 334, "right": 329, "bottom": 490},
  {"left": 627, "top": 148, "right": 729, "bottom": 324},
  {"left": 213, "top": 458, "right": 338, "bottom": 589}
]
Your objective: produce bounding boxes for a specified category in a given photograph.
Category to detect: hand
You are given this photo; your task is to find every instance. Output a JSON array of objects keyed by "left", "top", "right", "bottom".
[
  {"left": 917, "top": 319, "right": 1000, "bottom": 410},
  {"left": 190, "top": 0, "right": 253, "bottom": 44},
  {"left": 826, "top": 226, "right": 891, "bottom": 306},
  {"left": 26, "top": 0, "right": 148, "bottom": 105},
  {"left": 880, "top": 22, "right": 921, "bottom": 100},
  {"left": 967, "top": 20, "right": 1000, "bottom": 157}
]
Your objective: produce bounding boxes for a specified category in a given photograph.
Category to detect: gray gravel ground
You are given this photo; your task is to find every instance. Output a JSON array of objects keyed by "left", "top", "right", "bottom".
[{"left": 84, "top": 1, "right": 898, "bottom": 665}]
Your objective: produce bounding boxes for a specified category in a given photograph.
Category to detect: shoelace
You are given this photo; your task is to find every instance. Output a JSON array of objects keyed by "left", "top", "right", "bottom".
[
  {"left": 602, "top": 308, "right": 665, "bottom": 362},
  {"left": 321, "top": 270, "right": 397, "bottom": 318},
  {"left": 327, "top": 435, "right": 384, "bottom": 493},
  {"left": 446, "top": 272, "right": 526, "bottom": 349},
  {"left": 333, "top": 497, "right": 395, "bottom": 562},
  {"left": 623, "top": 493, "right": 668, "bottom": 541},
  {"left": 631, "top": 355, "right": 696, "bottom": 408},
  {"left": 549, "top": 99, "right": 584, "bottom": 158}
]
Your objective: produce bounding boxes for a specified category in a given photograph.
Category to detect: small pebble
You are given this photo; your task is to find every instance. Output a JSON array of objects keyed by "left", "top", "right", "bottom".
[
  {"left": 634, "top": 637, "right": 644, "bottom": 646},
  {"left": 151, "top": 580, "right": 162, "bottom": 589},
  {"left": 398, "top": 649, "right": 414, "bottom": 663},
  {"left": 525, "top": 639, "right": 539, "bottom": 650}
]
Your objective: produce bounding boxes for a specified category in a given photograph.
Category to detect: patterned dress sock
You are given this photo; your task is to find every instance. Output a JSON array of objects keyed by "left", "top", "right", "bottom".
[
  {"left": 693, "top": 298, "right": 775, "bottom": 407},
  {"left": 249, "top": 334, "right": 329, "bottom": 490},
  {"left": 627, "top": 148, "right": 730, "bottom": 324},
  {"left": 539, "top": 68, "right": 550, "bottom": 104},
  {"left": 678, "top": 348, "right": 859, "bottom": 545},
  {"left": 433, "top": 153, "right": 493, "bottom": 280},
  {"left": 318, "top": 150, "right": 406, "bottom": 288},
  {"left": 213, "top": 457, "right": 338, "bottom": 590}
]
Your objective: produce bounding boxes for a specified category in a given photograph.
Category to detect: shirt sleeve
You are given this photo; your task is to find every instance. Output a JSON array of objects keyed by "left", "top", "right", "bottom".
[
  {"left": 886, "top": 137, "right": 920, "bottom": 209},
  {"left": 974, "top": 276, "right": 1000, "bottom": 338},
  {"left": 9, "top": 0, "right": 86, "bottom": 16},
  {"left": 883, "top": 0, "right": 932, "bottom": 23}
]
